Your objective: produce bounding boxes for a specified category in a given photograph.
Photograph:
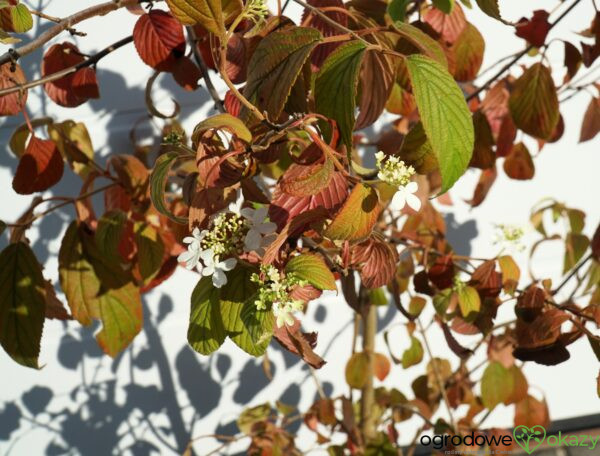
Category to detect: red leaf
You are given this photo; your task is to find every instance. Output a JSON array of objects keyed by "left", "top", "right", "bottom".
[
  {"left": 351, "top": 235, "right": 398, "bottom": 289},
  {"left": 374, "top": 353, "right": 391, "bottom": 381},
  {"left": 42, "top": 42, "right": 96, "bottom": 107},
  {"left": 0, "top": 63, "right": 28, "bottom": 116},
  {"left": 172, "top": 56, "right": 201, "bottom": 91},
  {"left": 133, "top": 10, "right": 185, "bottom": 72},
  {"left": 302, "top": 0, "right": 348, "bottom": 68},
  {"left": 591, "top": 222, "right": 600, "bottom": 261},
  {"left": 469, "top": 260, "right": 502, "bottom": 299},
  {"left": 515, "top": 10, "right": 550, "bottom": 48},
  {"left": 495, "top": 115, "right": 516, "bottom": 157},
  {"left": 424, "top": 3, "right": 466, "bottom": 44},
  {"left": 225, "top": 32, "right": 248, "bottom": 84},
  {"left": 503, "top": 142, "right": 534, "bottom": 180},
  {"left": 580, "top": 97, "right": 600, "bottom": 142},
  {"left": 428, "top": 254, "right": 455, "bottom": 290},
  {"left": 13, "top": 136, "right": 64, "bottom": 194},
  {"left": 224, "top": 90, "right": 241, "bottom": 116},
  {"left": 563, "top": 41, "right": 582, "bottom": 82},
  {"left": 466, "top": 167, "right": 497, "bottom": 207},
  {"left": 71, "top": 67, "right": 100, "bottom": 99}
]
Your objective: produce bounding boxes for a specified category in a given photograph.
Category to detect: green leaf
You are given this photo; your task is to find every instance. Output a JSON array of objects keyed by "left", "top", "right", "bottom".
[
  {"left": 405, "top": 54, "right": 474, "bottom": 193},
  {"left": 240, "top": 300, "right": 274, "bottom": 347},
  {"left": 433, "top": 0, "right": 454, "bottom": 14},
  {"left": 498, "top": 255, "right": 520, "bottom": 294},
  {"left": 402, "top": 336, "right": 424, "bottom": 368},
  {"left": 11, "top": 4, "right": 33, "bottom": 33},
  {"left": 387, "top": 0, "right": 410, "bottom": 22},
  {"left": 219, "top": 267, "right": 270, "bottom": 356},
  {"left": 150, "top": 151, "right": 187, "bottom": 224},
  {"left": 237, "top": 403, "right": 271, "bottom": 435},
  {"left": 457, "top": 285, "right": 480, "bottom": 320},
  {"left": 324, "top": 183, "right": 382, "bottom": 241},
  {"left": 392, "top": 22, "right": 447, "bottom": 68},
  {"left": 95, "top": 210, "right": 127, "bottom": 264},
  {"left": 192, "top": 113, "right": 252, "bottom": 144},
  {"left": 345, "top": 352, "right": 369, "bottom": 388},
  {"left": 0, "top": 242, "right": 46, "bottom": 368},
  {"left": 398, "top": 122, "right": 438, "bottom": 174},
  {"left": 481, "top": 361, "right": 513, "bottom": 409},
  {"left": 188, "top": 277, "right": 226, "bottom": 355},
  {"left": 243, "top": 27, "right": 321, "bottom": 121},
  {"left": 59, "top": 222, "right": 142, "bottom": 357},
  {"left": 47, "top": 120, "right": 95, "bottom": 179},
  {"left": 452, "top": 22, "right": 485, "bottom": 81},
  {"left": 563, "top": 233, "right": 590, "bottom": 274},
  {"left": 134, "top": 222, "right": 165, "bottom": 281},
  {"left": 475, "top": 0, "right": 508, "bottom": 23},
  {"left": 285, "top": 253, "right": 336, "bottom": 291},
  {"left": 315, "top": 41, "right": 367, "bottom": 148},
  {"left": 509, "top": 63, "right": 560, "bottom": 140}
]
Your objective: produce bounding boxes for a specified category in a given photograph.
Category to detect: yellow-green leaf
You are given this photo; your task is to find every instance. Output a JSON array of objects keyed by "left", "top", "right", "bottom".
[
  {"left": 324, "top": 183, "right": 382, "bottom": 241},
  {"left": 509, "top": 63, "right": 559, "bottom": 140},
  {"left": 192, "top": 113, "right": 252, "bottom": 144},
  {"left": 457, "top": 285, "right": 480, "bottom": 320},
  {"left": 498, "top": 255, "right": 520, "bottom": 294},
  {"left": 564, "top": 233, "right": 590, "bottom": 274},
  {"left": 188, "top": 276, "right": 226, "bottom": 355},
  {"left": 48, "top": 121, "right": 95, "bottom": 179},
  {"left": 392, "top": 21, "right": 447, "bottom": 68},
  {"left": 95, "top": 210, "right": 127, "bottom": 265},
  {"left": 243, "top": 27, "right": 321, "bottom": 122},
  {"left": 150, "top": 151, "right": 188, "bottom": 224},
  {"left": 11, "top": 4, "right": 33, "bottom": 33},
  {"left": 59, "top": 222, "right": 142, "bottom": 357},
  {"left": 433, "top": 0, "right": 454, "bottom": 14},
  {"left": 405, "top": 54, "right": 474, "bottom": 193},
  {"left": 481, "top": 361, "right": 513, "bottom": 409},
  {"left": 452, "top": 22, "right": 485, "bottom": 81},
  {"left": 402, "top": 336, "right": 424, "bottom": 368},
  {"left": 475, "top": 0, "right": 509, "bottom": 24},
  {"left": 165, "top": 0, "right": 240, "bottom": 35},
  {"left": 134, "top": 222, "right": 165, "bottom": 282},
  {"left": 285, "top": 253, "right": 336, "bottom": 291},
  {"left": 345, "top": 352, "right": 369, "bottom": 388},
  {"left": 0, "top": 242, "right": 46, "bottom": 368},
  {"left": 315, "top": 40, "right": 367, "bottom": 148}
]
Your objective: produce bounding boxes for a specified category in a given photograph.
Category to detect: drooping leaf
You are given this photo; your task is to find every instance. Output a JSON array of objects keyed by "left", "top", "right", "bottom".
[
  {"left": 346, "top": 352, "right": 369, "bottom": 388},
  {"left": 481, "top": 361, "right": 513, "bottom": 409},
  {"left": 150, "top": 151, "right": 188, "bottom": 224},
  {"left": 405, "top": 54, "right": 474, "bottom": 193},
  {"left": 466, "top": 167, "right": 497, "bottom": 207},
  {"left": 133, "top": 10, "right": 186, "bottom": 72},
  {"left": 273, "top": 319, "right": 325, "bottom": 368},
  {"left": 324, "top": 183, "right": 382, "bottom": 241},
  {"left": 237, "top": 403, "right": 271, "bottom": 435},
  {"left": 285, "top": 253, "right": 336, "bottom": 291},
  {"left": 95, "top": 210, "right": 128, "bottom": 264},
  {"left": 0, "top": 63, "right": 28, "bottom": 116},
  {"left": 374, "top": 353, "right": 391, "bottom": 381},
  {"left": 387, "top": 0, "right": 410, "bottom": 22},
  {"left": 47, "top": 120, "right": 95, "bottom": 178},
  {"left": 134, "top": 222, "right": 165, "bottom": 281},
  {"left": 188, "top": 276, "right": 226, "bottom": 355},
  {"left": 563, "top": 41, "right": 582, "bottom": 83},
  {"left": 509, "top": 63, "right": 559, "bottom": 140},
  {"left": 243, "top": 27, "right": 322, "bottom": 121},
  {"left": 58, "top": 222, "right": 142, "bottom": 357},
  {"left": 0, "top": 243, "right": 46, "bottom": 368},
  {"left": 12, "top": 136, "right": 64, "bottom": 195},
  {"left": 315, "top": 40, "right": 367, "bottom": 147},
  {"left": 503, "top": 142, "right": 534, "bottom": 180},
  {"left": 451, "top": 22, "right": 484, "bottom": 81},
  {"left": 580, "top": 97, "right": 600, "bottom": 142},
  {"left": 564, "top": 233, "right": 590, "bottom": 274},
  {"left": 475, "top": 0, "right": 508, "bottom": 24},
  {"left": 515, "top": 10, "right": 550, "bottom": 48},
  {"left": 498, "top": 255, "right": 520, "bottom": 294},
  {"left": 351, "top": 236, "right": 399, "bottom": 289},
  {"left": 514, "top": 395, "right": 549, "bottom": 428}
]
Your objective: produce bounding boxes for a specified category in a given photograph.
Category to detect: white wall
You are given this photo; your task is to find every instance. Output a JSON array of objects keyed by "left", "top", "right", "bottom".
[{"left": 1, "top": 1, "right": 599, "bottom": 455}]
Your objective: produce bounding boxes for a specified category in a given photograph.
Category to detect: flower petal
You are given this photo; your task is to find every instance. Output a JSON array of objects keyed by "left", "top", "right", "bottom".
[
  {"left": 405, "top": 181, "right": 418, "bottom": 194},
  {"left": 257, "top": 221, "right": 277, "bottom": 234},
  {"left": 244, "top": 229, "right": 262, "bottom": 252},
  {"left": 212, "top": 269, "right": 228, "bottom": 288},
  {"left": 199, "top": 249, "right": 215, "bottom": 264},
  {"left": 389, "top": 191, "right": 407, "bottom": 211},
  {"left": 253, "top": 206, "right": 268, "bottom": 222},
  {"left": 240, "top": 207, "right": 255, "bottom": 220},
  {"left": 406, "top": 193, "right": 422, "bottom": 212},
  {"left": 219, "top": 258, "right": 237, "bottom": 271}
]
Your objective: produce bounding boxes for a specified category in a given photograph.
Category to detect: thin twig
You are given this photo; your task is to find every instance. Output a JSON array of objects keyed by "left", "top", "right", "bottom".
[
  {"left": 0, "top": 0, "right": 144, "bottom": 67},
  {"left": 552, "top": 252, "right": 593, "bottom": 296},
  {"left": 186, "top": 26, "right": 225, "bottom": 113},
  {"left": 0, "top": 36, "right": 133, "bottom": 97}
]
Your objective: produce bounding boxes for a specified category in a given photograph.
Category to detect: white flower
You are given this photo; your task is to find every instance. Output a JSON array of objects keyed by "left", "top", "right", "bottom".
[
  {"left": 493, "top": 223, "right": 528, "bottom": 253},
  {"left": 390, "top": 181, "right": 421, "bottom": 212},
  {"left": 240, "top": 206, "right": 277, "bottom": 254},
  {"left": 272, "top": 300, "right": 303, "bottom": 328},
  {"left": 228, "top": 189, "right": 244, "bottom": 214},
  {"left": 177, "top": 228, "right": 208, "bottom": 271},
  {"left": 200, "top": 249, "right": 237, "bottom": 288}
]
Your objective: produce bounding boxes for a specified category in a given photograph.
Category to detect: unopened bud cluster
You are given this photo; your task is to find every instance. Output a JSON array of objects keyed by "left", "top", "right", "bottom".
[{"left": 375, "top": 151, "right": 415, "bottom": 188}]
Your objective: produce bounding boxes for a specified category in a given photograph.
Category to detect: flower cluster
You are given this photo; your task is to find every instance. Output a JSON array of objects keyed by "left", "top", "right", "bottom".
[
  {"left": 375, "top": 151, "right": 421, "bottom": 212},
  {"left": 178, "top": 194, "right": 277, "bottom": 288},
  {"left": 251, "top": 265, "right": 306, "bottom": 328},
  {"left": 493, "top": 224, "right": 527, "bottom": 253},
  {"left": 243, "top": 0, "right": 269, "bottom": 24}
]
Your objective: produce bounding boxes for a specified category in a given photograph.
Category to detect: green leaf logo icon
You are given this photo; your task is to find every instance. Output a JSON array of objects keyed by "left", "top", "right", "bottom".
[{"left": 513, "top": 425, "right": 546, "bottom": 454}]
